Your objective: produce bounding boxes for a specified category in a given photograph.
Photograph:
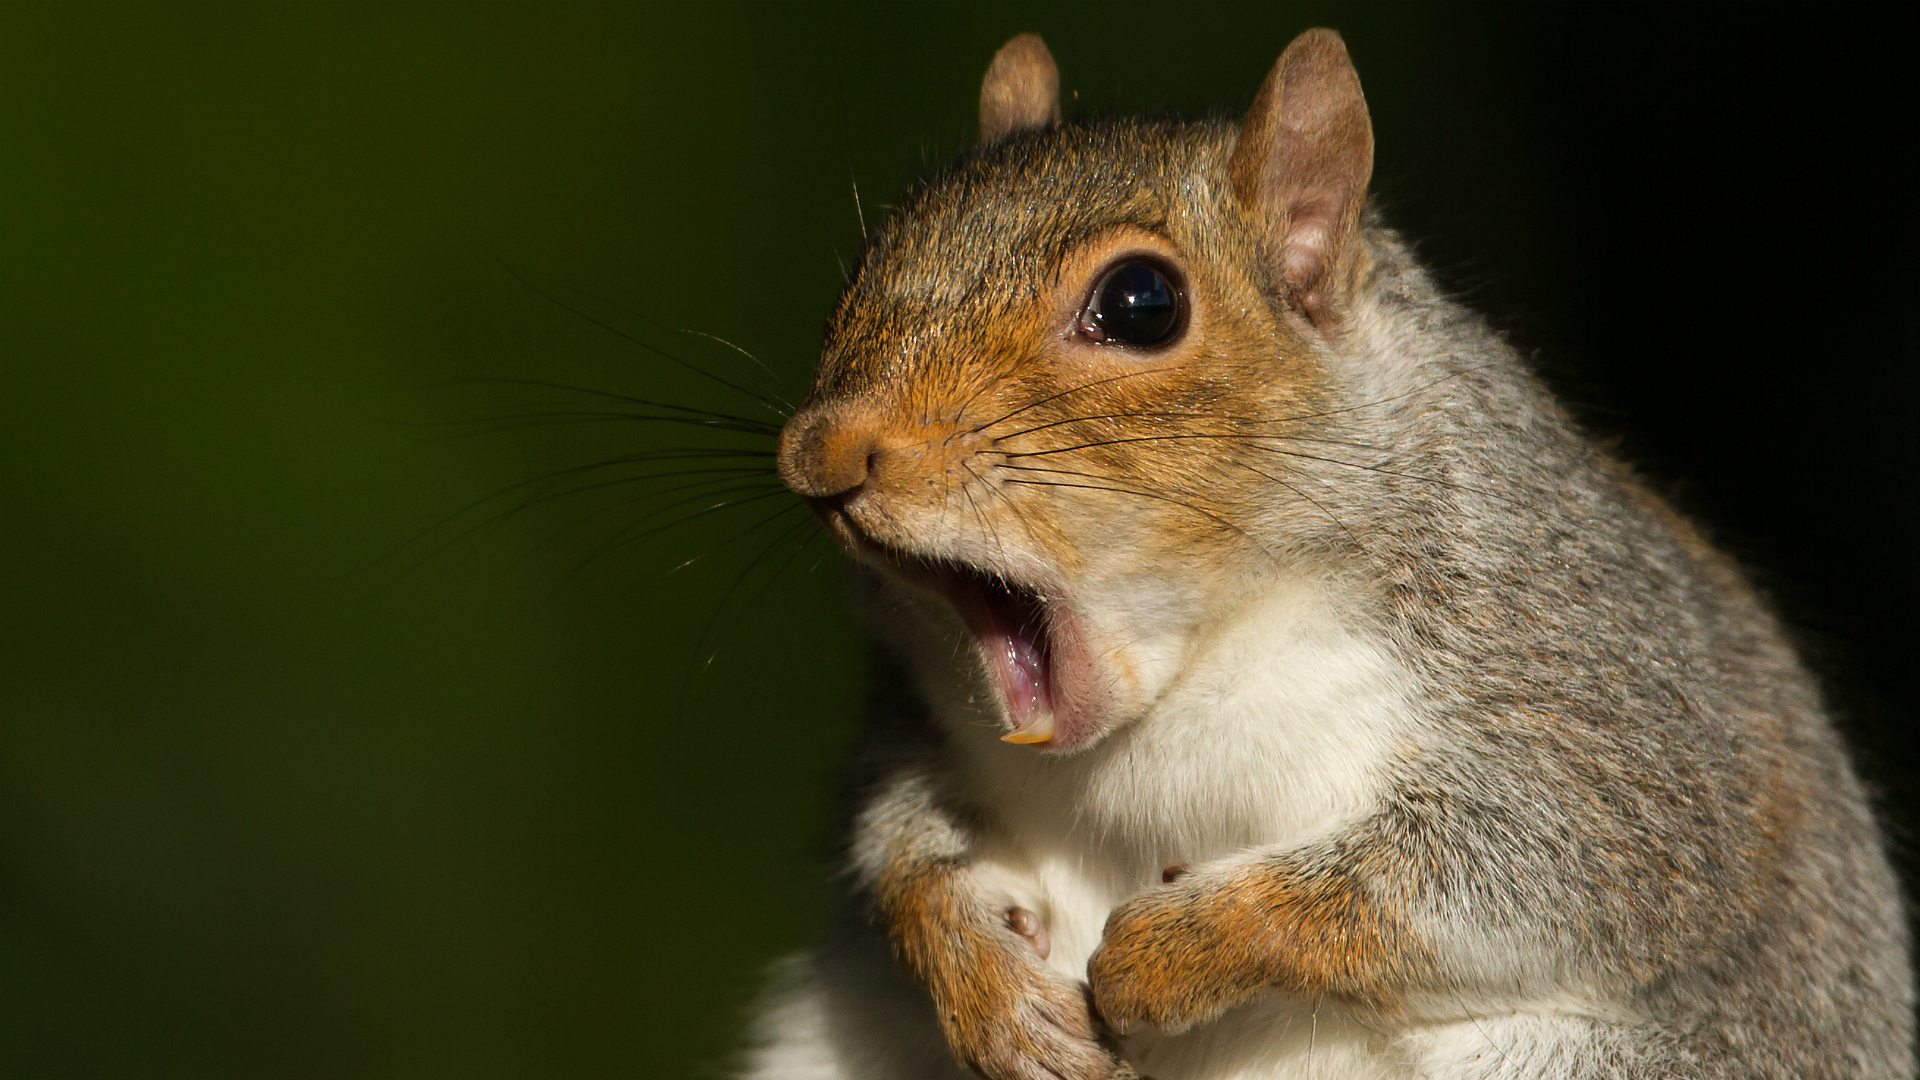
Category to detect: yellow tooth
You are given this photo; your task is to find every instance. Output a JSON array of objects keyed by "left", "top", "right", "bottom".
[{"left": 1000, "top": 717, "right": 1055, "bottom": 745}]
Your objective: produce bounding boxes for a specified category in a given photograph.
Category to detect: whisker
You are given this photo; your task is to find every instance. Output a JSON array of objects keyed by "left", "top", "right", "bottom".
[
  {"left": 675, "top": 328, "right": 796, "bottom": 413},
  {"left": 570, "top": 485, "right": 798, "bottom": 579},
  {"left": 505, "top": 468, "right": 775, "bottom": 525},
  {"left": 973, "top": 463, "right": 1046, "bottom": 553},
  {"left": 1000, "top": 457, "right": 1359, "bottom": 547},
  {"left": 993, "top": 409, "right": 1384, "bottom": 453},
  {"left": 975, "top": 363, "right": 1494, "bottom": 444},
  {"left": 540, "top": 279, "right": 797, "bottom": 413},
  {"left": 464, "top": 473, "right": 781, "bottom": 575},
  {"left": 994, "top": 463, "right": 1114, "bottom": 477},
  {"left": 805, "top": 536, "right": 833, "bottom": 576},
  {"left": 429, "top": 376, "right": 781, "bottom": 431},
  {"left": 1247, "top": 445, "right": 1577, "bottom": 527},
  {"left": 1229, "top": 460, "right": 1364, "bottom": 550},
  {"left": 493, "top": 257, "right": 792, "bottom": 419},
  {"left": 377, "top": 456, "right": 777, "bottom": 581},
  {"left": 999, "top": 477, "right": 1271, "bottom": 558},
  {"left": 968, "top": 366, "right": 1175, "bottom": 435},
  {"left": 1007, "top": 431, "right": 1570, "bottom": 526},
  {"left": 849, "top": 166, "right": 868, "bottom": 240},
  {"left": 999, "top": 430, "right": 1406, "bottom": 468},
  {"left": 466, "top": 455, "right": 775, "bottom": 524},
  {"left": 958, "top": 463, "right": 1004, "bottom": 567},
  {"left": 676, "top": 508, "right": 820, "bottom": 711},
  {"left": 999, "top": 432, "right": 1232, "bottom": 459},
  {"left": 1452, "top": 996, "right": 1520, "bottom": 1073},
  {"left": 556, "top": 488, "right": 802, "bottom": 595},
  {"left": 1260, "top": 363, "right": 1497, "bottom": 427},
  {"left": 830, "top": 63, "right": 868, "bottom": 242},
  {"left": 509, "top": 475, "right": 788, "bottom": 569},
  {"left": 420, "top": 409, "right": 778, "bottom": 439},
  {"left": 668, "top": 500, "right": 816, "bottom": 576}
]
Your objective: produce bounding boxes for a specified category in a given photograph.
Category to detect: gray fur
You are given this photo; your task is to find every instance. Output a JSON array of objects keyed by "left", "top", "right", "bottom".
[{"left": 1338, "top": 230, "right": 1914, "bottom": 1074}]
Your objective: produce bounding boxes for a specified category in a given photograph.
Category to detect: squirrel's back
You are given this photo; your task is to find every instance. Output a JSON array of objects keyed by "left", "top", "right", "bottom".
[{"left": 1344, "top": 230, "right": 1913, "bottom": 1072}]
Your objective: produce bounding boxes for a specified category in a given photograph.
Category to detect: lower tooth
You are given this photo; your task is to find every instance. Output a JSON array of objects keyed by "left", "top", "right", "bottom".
[{"left": 1001, "top": 713, "right": 1055, "bottom": 745}]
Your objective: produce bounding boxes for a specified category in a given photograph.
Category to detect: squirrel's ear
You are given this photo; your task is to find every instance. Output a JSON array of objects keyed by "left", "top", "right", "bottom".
[
  {"left": 1229, "top": 29, "right": 1373, "bottom": 326},
  {"left": 978, "top": 34, "right": 1061, "bottom": 146}
]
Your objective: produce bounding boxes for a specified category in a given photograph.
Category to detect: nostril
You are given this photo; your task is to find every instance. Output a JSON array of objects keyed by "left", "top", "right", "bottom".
[{"left": 778, "top": 409, "right": 878, "bottom": 501}]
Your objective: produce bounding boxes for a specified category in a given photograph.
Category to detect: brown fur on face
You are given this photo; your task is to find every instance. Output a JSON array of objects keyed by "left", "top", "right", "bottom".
[{"left": 777, "top": 118, "right": 1357, "bottom": 617}]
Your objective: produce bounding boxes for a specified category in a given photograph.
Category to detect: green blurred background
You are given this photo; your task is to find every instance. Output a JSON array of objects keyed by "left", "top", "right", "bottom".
[{"left": 4, "top": 3, "right": 1914, "bottom": 1077}]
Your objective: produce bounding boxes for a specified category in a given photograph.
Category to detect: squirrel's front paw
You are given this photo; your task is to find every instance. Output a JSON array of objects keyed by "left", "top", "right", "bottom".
[
  {"left": 1087, "top": 881, "right": 1266, "bottom": 1036},
  {"left": 931, "top": 910, "right": 1128, "bottom": 1080}
]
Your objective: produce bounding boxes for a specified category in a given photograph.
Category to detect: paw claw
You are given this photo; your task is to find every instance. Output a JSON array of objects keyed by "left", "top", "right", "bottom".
[{"left": 1006, "top": 905, "right": 1051, "bottom": 960}]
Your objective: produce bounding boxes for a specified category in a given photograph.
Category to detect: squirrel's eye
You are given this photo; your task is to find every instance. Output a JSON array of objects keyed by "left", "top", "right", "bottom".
[{"left": 1078, "top": 259, "right": 1184, "bottom": 348}]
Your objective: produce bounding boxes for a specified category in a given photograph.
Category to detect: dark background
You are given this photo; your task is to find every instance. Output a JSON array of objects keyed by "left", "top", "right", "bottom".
[{"left": 3, "top": 3, "right": 1914, "bottom": 1077}]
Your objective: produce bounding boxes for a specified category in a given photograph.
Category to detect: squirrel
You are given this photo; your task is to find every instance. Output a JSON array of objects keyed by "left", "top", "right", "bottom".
[{"left": 737, "top": 28, "right": 1914, "bottom": 1080}]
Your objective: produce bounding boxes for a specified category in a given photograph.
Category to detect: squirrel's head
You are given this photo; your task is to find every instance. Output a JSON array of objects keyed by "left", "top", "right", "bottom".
[{"left": 778, "top": 30, "right": 1376, "bottom": 752}]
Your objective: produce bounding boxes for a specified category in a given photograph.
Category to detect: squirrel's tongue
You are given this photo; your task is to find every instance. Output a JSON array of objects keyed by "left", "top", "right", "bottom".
[
  {"left": 986, "top": 622, "right": 1053, "bottom": 743},
  {"left": 973, "top": 595, "right": 1054, "bottom": 744},
  {"left": 900, "top": 556, "right": 1058, "bottom": 745}
]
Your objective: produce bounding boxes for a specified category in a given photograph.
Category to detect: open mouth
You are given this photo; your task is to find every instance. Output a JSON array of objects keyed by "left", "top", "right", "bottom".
[
  {"left": 812, "top": 503, "right": 1097, "bottom": 749},
  {"left": 914, "top": 559, "right": 1058, "bottom": 744},
  {"left": 843, "top": 535, "right": 1066, "bottom": 747}
]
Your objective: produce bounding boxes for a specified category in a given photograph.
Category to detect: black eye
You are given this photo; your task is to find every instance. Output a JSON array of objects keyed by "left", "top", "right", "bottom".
[{"left": 1078, "top": 259, "right": 1184, "bottom": 348}]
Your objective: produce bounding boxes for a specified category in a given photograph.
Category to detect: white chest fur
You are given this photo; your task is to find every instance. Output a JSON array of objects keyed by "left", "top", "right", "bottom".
[{"left": 949, "top": 575, "right": 1420, "bottom": 1079}]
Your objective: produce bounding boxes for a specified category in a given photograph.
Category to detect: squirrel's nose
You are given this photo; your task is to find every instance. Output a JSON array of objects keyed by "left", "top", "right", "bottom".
[{"left": 778, "top": 408, "right": 877, "bottom": 503}]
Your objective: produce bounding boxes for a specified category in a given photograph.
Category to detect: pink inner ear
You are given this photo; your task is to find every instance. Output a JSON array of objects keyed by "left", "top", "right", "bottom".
[
  {"left": 1282, "top": 219, "right": 1334, "bottom": 295},
  {"left": 1229, "top": 30, "right": 1374, "bottom": 325},
  {"left": 1279, "top": 185, "right": 1352, "bottom": 316}
]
